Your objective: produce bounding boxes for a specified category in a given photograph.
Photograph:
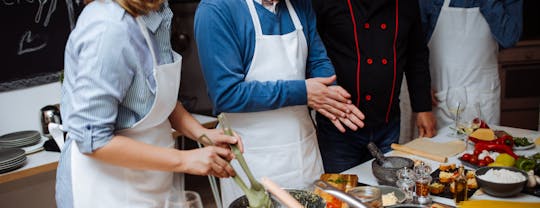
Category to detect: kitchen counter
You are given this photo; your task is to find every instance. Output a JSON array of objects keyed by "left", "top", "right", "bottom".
[
  {"left": 0, "top": 114, "right": 217, "bottom": 185},
  {"left": 342, "top": 125, "right": 540, "bottom": 206}
]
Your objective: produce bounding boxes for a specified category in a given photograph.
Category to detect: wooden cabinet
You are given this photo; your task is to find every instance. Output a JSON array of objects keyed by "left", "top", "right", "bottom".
[{"left": 498, "top": 41, "right": 540, "bottom": 130}]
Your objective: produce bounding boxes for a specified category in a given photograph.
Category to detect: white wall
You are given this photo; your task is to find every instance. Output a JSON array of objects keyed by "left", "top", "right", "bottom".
[
  {"left": 0, "top": 82, "right": 62, "bottom": 208},
  {"left": 0, "top": 82, "right": 62, "bottom": 135}
]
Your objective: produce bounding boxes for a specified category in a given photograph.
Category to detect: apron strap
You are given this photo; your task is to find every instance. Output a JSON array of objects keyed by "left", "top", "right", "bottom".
[
  {"left": 442, "top": 0, "right": 451, "bottom": 8},
  {"left": 136, "top": 17, "right": 159, "bottom": 67},
  {"left": 284, "top": 0, "right": 303, "bottom": 31},
  {"left": 48, "top": 123, "right": 65, "bottom": 150},
  {"left": 246, "top": 0, "right": 263, "bottom": 37},
  {"left": 246, "top": 0, "right": 303, "bottom": 37}
]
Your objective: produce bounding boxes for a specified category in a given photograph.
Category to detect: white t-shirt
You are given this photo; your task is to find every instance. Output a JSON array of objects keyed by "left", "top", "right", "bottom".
[{"left": 255, "top": 0, "right": 278, "bottom": 13}]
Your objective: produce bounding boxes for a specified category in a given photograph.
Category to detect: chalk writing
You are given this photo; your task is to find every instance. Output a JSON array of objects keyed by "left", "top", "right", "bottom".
[{"left": 1, "top": 0, "right": 84, "bottom": 89}]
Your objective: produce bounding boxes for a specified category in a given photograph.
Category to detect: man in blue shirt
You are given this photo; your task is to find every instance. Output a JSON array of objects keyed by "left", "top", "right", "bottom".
[
  {"left": 419, "top": 0, "right": 522, "bottom": 128},
  {"left": 194, "top": 0, "right": 365, "bottom": 206}
]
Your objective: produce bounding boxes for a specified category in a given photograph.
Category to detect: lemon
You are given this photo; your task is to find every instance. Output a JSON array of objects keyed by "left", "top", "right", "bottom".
[
  {"left": 488, "top": 162, "right": 504, "bottom": 167},
  {"left": 495, "top": 153, "right": 516, "bottom": 167}
]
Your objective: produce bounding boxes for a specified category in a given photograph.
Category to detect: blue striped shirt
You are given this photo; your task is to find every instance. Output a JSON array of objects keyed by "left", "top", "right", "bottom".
[{"left": 56, "top": 1, "right": 173, "bottom": 207}]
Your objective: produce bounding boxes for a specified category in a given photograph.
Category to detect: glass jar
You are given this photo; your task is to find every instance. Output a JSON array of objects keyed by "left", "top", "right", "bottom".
[
  {"left": 396, "top": 167, "right": 415, "bottom": 202},
  {"left": 347, "top": 186, "right": 383, "bottom": 208}
]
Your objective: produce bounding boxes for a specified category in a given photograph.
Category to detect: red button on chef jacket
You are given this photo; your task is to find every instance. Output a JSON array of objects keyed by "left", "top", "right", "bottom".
[
  {"left": 381, "top": 58, "right": 388, "bottom": 65},
  {"left": 364, "top": 23, "right": 370, "bottom": 29},
  {"left": 365, "top": 94, "right": 372, "bottom": 101},
  {"left": 366, "top": 58, "right": 373, "bottom": 65},
  {"left": 380, "top": 23, "right": 387, "bottom": 30}
]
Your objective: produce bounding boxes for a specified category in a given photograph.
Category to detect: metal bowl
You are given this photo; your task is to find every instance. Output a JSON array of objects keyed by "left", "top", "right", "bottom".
[
  {"left": 371, "top": 156, "right": 414, "bottom": 186},
  {"left": 228, "top": 189, "right": 326, "bottom": 208}
]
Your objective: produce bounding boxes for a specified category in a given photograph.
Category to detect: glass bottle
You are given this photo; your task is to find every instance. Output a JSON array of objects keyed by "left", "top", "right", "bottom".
[{"left": 453, "top": 165, "right": 468, "bottom": 203}]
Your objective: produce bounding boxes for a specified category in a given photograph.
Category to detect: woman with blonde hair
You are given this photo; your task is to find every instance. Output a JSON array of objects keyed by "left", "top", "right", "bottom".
[{"left": 55, "top": 0, "right": 242, "bottom": 207}]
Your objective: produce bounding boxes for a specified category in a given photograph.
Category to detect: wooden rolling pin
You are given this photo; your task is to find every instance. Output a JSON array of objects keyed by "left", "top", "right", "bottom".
[
  {"left": 260, "top": 177, "right": 304, "bottom": 208},
  {"left": 391, "top": 143, "right": 448, "bottom": 163}
]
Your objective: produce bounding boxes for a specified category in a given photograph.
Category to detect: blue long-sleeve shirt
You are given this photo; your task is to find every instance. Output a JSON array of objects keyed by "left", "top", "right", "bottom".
[
  {"left": 194, "top": 0, "right": 335, "bottom": 114},
  {"left": 419, "top": 0, "right": 522, "bottom": 48}
]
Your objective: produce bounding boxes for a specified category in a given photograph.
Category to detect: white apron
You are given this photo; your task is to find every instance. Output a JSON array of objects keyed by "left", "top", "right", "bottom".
[
  {"left": 69, "top": 17, "right": 182, "bottom": 208},
  {"left": 428, "top": 0, "right": 501, "bottom": 128},
  {"left": 220, "top": 0, "right": 324, "bottom": 206}
]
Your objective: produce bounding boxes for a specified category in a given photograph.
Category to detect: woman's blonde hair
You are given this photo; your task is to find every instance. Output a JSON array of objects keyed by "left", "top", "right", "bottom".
[{"left": 84, "top": 0, "right": 164, "bottom": 16}]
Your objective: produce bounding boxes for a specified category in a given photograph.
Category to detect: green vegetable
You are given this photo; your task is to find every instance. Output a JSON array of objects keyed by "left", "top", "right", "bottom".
[
  {"left": 513, "top": 137, "right": 533, "bottom": 147},
  {"left": 515, "top": 156, "right": 536, "bottom": 172},
  {"left": 218, "top": 114, "right": 271, "bottom": 208},
  {"left": 532, "top": 153, "right": 540, "bottom": 160}
]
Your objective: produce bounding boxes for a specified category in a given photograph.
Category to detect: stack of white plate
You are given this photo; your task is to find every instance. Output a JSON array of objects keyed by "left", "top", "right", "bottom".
[
  {"left": 0, "top": 130, "right": 41, "bottom": 148},
  {"left": 0, "top": 148, "right": 26, "bottom": 174}
]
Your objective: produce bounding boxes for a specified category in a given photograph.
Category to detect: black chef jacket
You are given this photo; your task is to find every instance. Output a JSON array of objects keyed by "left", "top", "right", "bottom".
[{"left": 313, "top": 0, "right": 432, "bottom": 128}]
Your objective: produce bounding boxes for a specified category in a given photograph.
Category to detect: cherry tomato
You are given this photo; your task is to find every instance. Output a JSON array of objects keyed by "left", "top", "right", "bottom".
[
  {"left": 483, "top": 156, "right": 494, "bottom": 164},
  {"left": 473, "top": 148, "right": 482, "bottom": 156},
  {"left": 461, "top": 153, "right": 472, "bottom": 162},
  {"left": 478, "top": 160, "right": 488, "bottom": 167},
  {"left": 469, "top": 156, "right": 479, "bottom": 165}
]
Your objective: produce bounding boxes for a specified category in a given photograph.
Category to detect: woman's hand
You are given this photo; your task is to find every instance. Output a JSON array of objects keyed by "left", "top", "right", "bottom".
[
  {"left": 176, "top": 146, "right": 236, "bottom": 178},
  {"left": 197, "top": 128, "right": 244, "bottom": 153}
]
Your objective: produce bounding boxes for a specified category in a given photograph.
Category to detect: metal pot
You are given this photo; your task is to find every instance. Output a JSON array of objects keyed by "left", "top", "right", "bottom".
[{"left": 228, "top": 189, "right": 325, "bottom": 208}]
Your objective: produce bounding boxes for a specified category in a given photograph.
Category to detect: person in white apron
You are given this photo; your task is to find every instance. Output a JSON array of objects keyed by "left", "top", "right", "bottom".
[
  {"left": 55, "top": 1, "right": 241, "bottom": 207},
  {"left": 420, "top": 0, "right": 522, "bottom": 128},
  {"left": 217, "top": 1, "right": 323, "bottom": 205},
  {"left": 194, "top": 0, "right": 365, "bottom": 206}
]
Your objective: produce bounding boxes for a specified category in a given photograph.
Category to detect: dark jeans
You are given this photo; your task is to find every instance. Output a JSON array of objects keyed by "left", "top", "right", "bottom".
[{"left": 316, "top": 114, "right": 400, "bottom": 173}]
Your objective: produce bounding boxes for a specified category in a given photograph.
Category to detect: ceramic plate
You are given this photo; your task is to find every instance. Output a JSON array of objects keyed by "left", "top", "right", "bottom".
[
  {"left": 376, "top": 185, "right": 406, "bottom": 206},
  {"left": 513, "top": 139, "right": 536, "bottom": 150}
]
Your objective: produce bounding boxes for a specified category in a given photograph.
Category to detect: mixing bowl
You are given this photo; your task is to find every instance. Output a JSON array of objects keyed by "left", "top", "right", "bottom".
[
  {"left": 228, "top": 189, "right": 325, "bottom": 208},
  {"left": 371, "top": 156, "right": 414, "bottom": 186}
]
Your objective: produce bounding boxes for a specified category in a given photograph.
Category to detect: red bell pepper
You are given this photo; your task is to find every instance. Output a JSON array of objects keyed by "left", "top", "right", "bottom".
[
  {"left": 473, "top": 118, "right": 489, "bottom": 129},
  {"left": 468, "top": 130, "right": 514, "bottom": 148},
  {"left": 474, "top": 143, "right": 518, "bottom": 159}
]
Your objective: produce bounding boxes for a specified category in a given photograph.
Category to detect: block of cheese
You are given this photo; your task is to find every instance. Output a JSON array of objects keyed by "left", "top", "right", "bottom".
[{"left": 469, "top": 128, "right": 496, "bottom": 141}]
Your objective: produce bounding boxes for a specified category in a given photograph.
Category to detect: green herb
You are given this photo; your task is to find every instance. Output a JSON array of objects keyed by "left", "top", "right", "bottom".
[
  {"left": 514, "top": 137, "right": 533, "bottom": 146},
  {"left": 327, "top": 178, "right": 348, "bottom": 184}
]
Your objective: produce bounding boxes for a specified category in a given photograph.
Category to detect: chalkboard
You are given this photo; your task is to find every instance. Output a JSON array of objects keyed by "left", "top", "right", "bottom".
[{"left": 0, "top": 0, "right": 84, "bottom": 92}]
